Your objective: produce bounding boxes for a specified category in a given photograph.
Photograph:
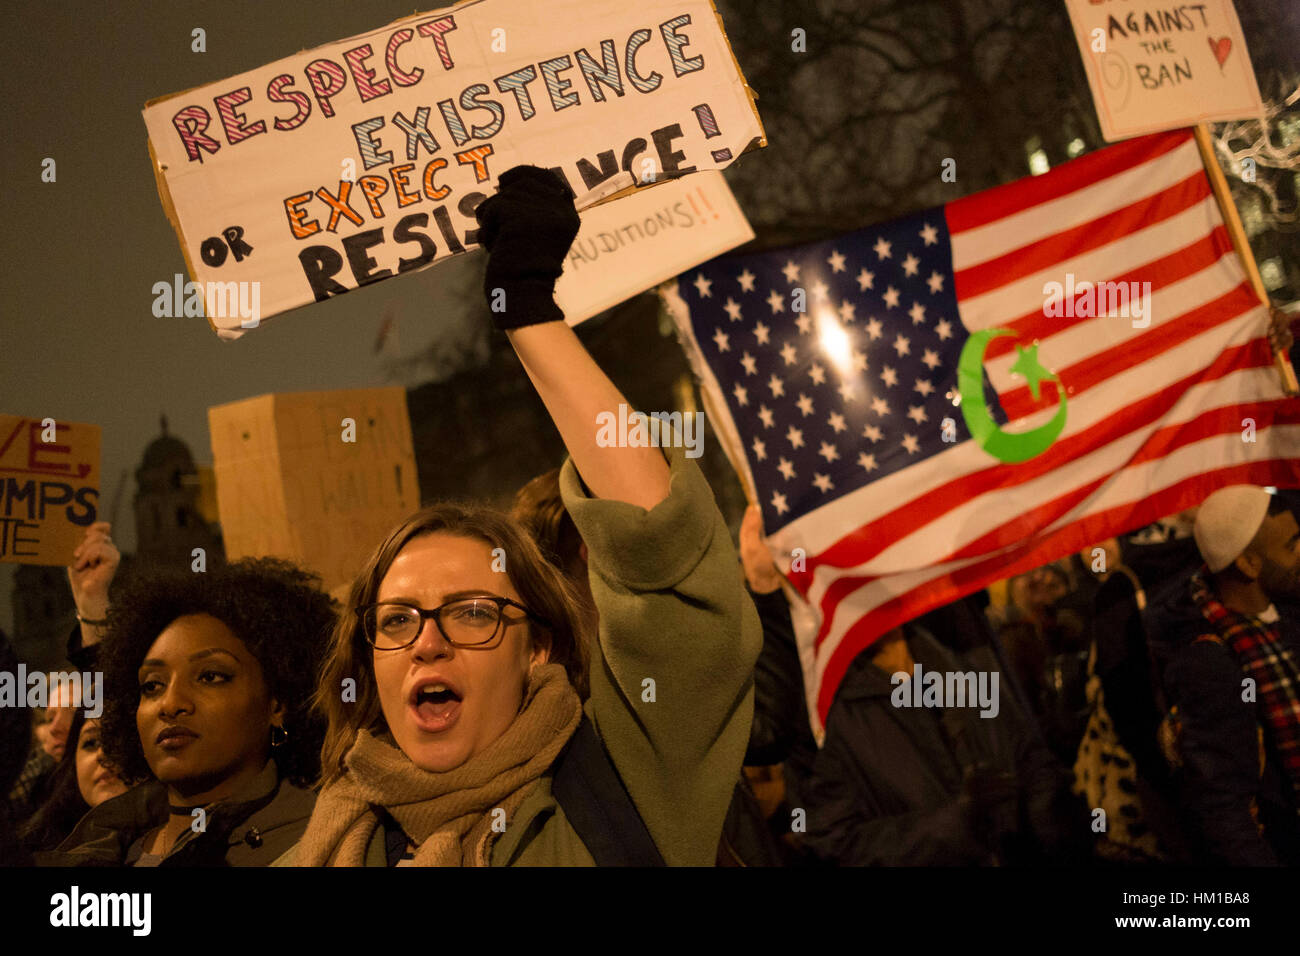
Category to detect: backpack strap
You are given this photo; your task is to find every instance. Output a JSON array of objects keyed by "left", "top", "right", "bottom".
[{"left": 551, "top": 714, "right": 665, "bottom": 866}]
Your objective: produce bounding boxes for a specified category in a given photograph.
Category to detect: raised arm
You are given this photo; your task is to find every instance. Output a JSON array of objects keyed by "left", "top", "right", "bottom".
[
  {"left": 508, "top": 324, "right": 668, "bottom": 511},
  {"left": 475, "top": 165, "right": 668, "bottom": 510},
  {"left": 66, "top": 522, "right": 120, "bottom": 660},
  {"left": 475, "top": 166, "right": 760, "bottom": 864}
]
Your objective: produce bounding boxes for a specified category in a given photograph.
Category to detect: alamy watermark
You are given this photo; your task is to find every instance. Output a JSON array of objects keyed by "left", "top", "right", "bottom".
[
  {"left": 152, "top": 273, "right": 262, "bottom": 328},
  {"left": 0, "top": 667, "right": 102, "bottom": 718},
  {"left": 595, "top": 403, "right": 704, "bottom": 458},
  {"left": 50, "top": 886, "right": 151, "bottom": 936},
  {"left": 890, "top": 664, "right": 999, "bottom": 718},
  {"left": 1042, "top": 273, "right": 1152, "bottom": 329}
]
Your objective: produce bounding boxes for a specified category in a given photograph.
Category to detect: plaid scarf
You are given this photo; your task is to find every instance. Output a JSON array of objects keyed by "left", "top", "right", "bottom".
[{"left": 1191, "top": 570, "right": 1300, "bottom": 806}]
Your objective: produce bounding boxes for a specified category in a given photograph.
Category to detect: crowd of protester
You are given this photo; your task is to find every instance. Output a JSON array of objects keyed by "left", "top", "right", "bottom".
[{"left": 1, "top": 167, "right": 1297, "bottom": 867}]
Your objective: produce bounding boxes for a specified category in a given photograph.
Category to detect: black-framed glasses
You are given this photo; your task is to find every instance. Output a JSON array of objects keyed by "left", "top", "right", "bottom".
[{"left": 356, "top": 597, "right": 551, "bottom": 651}]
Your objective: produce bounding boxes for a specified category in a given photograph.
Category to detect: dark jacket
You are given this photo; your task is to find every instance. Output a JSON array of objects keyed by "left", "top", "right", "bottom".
[
  {"left": 805, "top": 624, "right": 1086, "bottom": 866},
  {"left": 0, "top": 629, "right": 29, "bottom": 865},
  {"left": 717, "top": 775, "right": 785, "bottom": 866},
  {"left": 745, "top": 587, "right": 819, "bottom": 813},
  {"left": 1144, "top": 574, "right": 1300, "bottom": 866},
  {"left": 737, "top": 586, "right": 827, "bottom": 865},
  {"left": 1091, "top": 535, "right": 1201, "bottom": 782},
  {"left": 65, "top": 622, "right": 99, "bottom": 673},
  {"left": 746, "top": 587, "right": 812, "bottom": 767},
  {"left": 35, "top": 759, "right": 314, "bottom": 867}
]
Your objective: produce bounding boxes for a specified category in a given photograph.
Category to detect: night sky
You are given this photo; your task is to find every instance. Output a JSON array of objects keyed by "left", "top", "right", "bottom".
[{"left": 0, "top": 1, "right": 488, "bottom": 631}]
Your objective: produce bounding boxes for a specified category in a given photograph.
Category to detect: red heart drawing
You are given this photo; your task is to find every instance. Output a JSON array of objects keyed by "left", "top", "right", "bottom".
[{"left": 1209, "top": 36, "right": 1232, "bottom": 69}]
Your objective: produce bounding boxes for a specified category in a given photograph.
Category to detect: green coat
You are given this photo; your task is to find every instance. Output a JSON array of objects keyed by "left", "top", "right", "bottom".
[{"left": 279, "top": 445, "right": 762, "bottom": 866}]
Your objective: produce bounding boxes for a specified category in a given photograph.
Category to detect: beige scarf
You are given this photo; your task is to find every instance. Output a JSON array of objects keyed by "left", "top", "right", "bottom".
[{"left": 296, "top": 663, "right": 581, "bottom": 866}]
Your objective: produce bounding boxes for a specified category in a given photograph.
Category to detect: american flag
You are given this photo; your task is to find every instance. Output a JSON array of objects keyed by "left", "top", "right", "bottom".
[{"left": 663, "top": 130, "right": 1300, "bottom": 732}]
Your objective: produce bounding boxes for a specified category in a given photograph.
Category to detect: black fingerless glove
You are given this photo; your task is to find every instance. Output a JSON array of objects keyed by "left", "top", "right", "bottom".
[{"left": 474, "top": 165, "right": 581, "bottom": 330}]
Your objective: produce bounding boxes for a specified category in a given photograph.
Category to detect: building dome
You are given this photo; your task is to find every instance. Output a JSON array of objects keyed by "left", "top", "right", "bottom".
[
  {"left": 141, "top": 434, "right": 193, "bottom": 471},
  {"left": 133, "top": 414, "right": 223, "bottom": 566},
  {"left": 137, "top": 415, "right": 195, "bottom": 482}
]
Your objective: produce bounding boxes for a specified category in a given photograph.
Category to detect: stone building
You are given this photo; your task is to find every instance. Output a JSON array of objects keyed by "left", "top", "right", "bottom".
[
  {"left": 133, "top": 416, "right": 224, "bottom": 570},
  {"left": 9, "top": 565, "right": 76, "bottom": 674}
]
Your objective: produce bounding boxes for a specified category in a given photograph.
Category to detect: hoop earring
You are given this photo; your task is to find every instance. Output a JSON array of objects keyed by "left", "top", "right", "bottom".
[{"left": 270, "top": 725, "right": 288, "bottom": 748}]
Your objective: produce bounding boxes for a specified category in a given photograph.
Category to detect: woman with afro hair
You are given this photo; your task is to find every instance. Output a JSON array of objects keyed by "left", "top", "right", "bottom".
[{"left": 37, "top": 558, "right": 335, "bottom": 866}]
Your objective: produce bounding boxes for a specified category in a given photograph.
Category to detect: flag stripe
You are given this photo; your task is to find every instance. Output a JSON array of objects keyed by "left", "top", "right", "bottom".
[
  {"left": 980, "top": 224, "right": 1234, "bottom": 362},
  {"left": 790, "top": 335, "right": 1270, "bottom": 595},
  {"left": 945, "top": 130, "right": 1191, "bottom": 233},
  {"left": 804, "top": 358, "right": 1287, "bottom": 654},
  {"left": 948, "top": 137, "right": 1203, "bottom": 269},
  {"left": 956, "top": 196, "right": 1230, "bottom": 342},
  {"left": 813, "top": 442, "right": 1300, "bottom": 718},
  {"left": 953, "top": 171, "right": 1212, "bottom": 301},
  {"left": 808, "top": 399, "right": 1297, "bottom": 661},
  {"left": 998, "top": 283, "right": 1259, "bottom": 419},
  {"left": 814, "top": 414, "right": 1299, "bottom": 661}
]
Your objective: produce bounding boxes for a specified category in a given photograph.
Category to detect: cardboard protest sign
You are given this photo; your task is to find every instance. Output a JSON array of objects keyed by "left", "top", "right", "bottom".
[
  {"left": 208, "top": 387, "right": 419, "bottom": 594},
  {"left": 143, "top": 0, "right": 766, "bottom": 337},
  {"left": 1065, "top": 0, "right": 1265, "bottom": 142},
  {"left": 0, "top": 416, "right": 100, "bottom": 565},
  {"left": 556, "top": 169, "right": 753, "bottom": 325}
]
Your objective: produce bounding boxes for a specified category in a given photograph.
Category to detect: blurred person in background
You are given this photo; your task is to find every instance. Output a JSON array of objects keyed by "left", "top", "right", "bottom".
[
  {"left": 20, "top": 708, "right": 129, "bottom": 857},
  {"left": 1146, "top": 486, "right": 1300, "bottom": 865},
  {"left": 0, "top": 629, "right": 32, "bottom": 865},
  {"left": 6, "top": 686, "right": 76, "bottom": 829},
  {"left": 734, "top": 504, "right": 822, "bottom": 864},
  {"left": 990, "top": 560, "right": 1091, "bottom": 761},
  {"left": 804, "top": 600, "right": 1087, "bottom": 866},
  {"left": 6, "top": 523, "right": 124, "bottom": 832}
]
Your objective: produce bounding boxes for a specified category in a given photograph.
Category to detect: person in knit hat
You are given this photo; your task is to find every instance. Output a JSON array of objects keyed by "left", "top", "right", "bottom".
[{"left": 1144, "top": 485, "right": 1300, "bottom": 864}]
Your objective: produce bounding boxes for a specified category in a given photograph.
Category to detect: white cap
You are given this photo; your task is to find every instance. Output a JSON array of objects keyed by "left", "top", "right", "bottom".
[{"left": 1193, "top": 485, "right": 1271, "bottom": 573}]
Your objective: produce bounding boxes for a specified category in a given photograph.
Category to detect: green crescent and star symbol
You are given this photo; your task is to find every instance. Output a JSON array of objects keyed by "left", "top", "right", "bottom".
[{"left": 957, "top": 328, "right": 1067, "bottom": 463}]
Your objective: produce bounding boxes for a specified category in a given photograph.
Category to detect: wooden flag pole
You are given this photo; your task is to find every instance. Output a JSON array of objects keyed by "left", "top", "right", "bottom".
[{"left": 1192, "top": 123, "right": 1299, "bottom": 396}]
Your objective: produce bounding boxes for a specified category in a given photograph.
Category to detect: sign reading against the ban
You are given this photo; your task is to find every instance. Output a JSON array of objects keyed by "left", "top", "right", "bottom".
[
  {"left": 143, "top": 0, "right": 765, "bottom": 337},
  {"left": 1065, "top": 0, "right": 1265, "bottom": 142},
  {"left": 0, "top": 415, "right": 101, "bottom": 566}
]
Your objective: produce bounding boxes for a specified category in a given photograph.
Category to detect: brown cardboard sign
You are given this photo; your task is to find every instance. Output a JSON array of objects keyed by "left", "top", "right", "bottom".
[
  {"left": 0, "top": 415, "right": 101, "bottom": 565},
  {"left": 143, "top": 0, "right": 766, "bottom": 336},
  {"left": 209, "top": 387, "right": 419, "bottom": 593}
]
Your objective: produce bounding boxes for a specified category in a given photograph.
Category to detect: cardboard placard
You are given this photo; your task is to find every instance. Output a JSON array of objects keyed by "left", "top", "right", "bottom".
[
  {"left": 557, "top": 169, "right": 753, "bottom": 324},
  {"left": 143, "top": 0, "right": 766, "bottom": 336},
  {"left": 1065, "top": 0, "right": 1265, "bottom": 142},
  {"left": 0, "top": 415, "right": 101, "bottom": 565},
  {"left": 208, "top": 387, "right": 419, "bottom": 594}
]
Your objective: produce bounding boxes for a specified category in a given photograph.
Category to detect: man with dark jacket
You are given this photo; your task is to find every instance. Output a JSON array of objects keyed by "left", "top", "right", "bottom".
[
  {"left": 804, "top": 612, "right": 1087, "bottom": 866},
  {"left": 1144, "top": 485, "right": 1300, "bottom": 865}
]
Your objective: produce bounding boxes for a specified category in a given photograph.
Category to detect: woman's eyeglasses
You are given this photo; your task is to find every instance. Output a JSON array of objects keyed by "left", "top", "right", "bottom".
[{"left": 356, "top": 597, "right": 550, "bottom": 650}]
